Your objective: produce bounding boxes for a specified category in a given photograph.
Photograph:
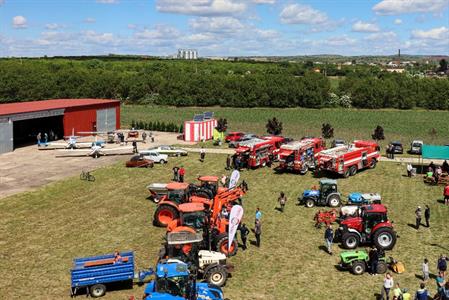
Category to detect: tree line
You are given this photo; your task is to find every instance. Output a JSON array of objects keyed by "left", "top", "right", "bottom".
[{"left": 0, "top": 58, "right": 447, "bottom": 110}]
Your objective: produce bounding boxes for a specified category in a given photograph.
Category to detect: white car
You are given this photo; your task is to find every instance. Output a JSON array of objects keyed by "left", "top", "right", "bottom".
[
  {"left": 152, "top": 145, "right": 188, "bottom": 157},
  {"left": 139, "top": 150, "right": 168, "bottom": 164},
  {"left": 410, "top": 140, "right": 423, "bottom": 155}
]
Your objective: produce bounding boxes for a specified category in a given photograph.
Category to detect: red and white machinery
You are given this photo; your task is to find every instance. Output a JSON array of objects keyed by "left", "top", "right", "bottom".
[
  {"left": 278, "top": 137, "right": 326, "bottom": 174},
  {"left": 235, "top": 136, "right": 285, "bottom": 168},
  {"left": 316, "top": 140, "right": 380, "bottom": 177}
]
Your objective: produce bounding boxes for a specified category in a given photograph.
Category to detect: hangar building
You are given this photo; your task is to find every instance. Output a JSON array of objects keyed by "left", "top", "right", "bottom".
[{"left": 0, "top": 99, "right": 120, "bottom": 154}]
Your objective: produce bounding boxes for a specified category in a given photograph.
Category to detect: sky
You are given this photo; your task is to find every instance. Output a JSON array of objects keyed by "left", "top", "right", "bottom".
[{"left": 0, "top": 0, "right": 448, "bottom": 57}]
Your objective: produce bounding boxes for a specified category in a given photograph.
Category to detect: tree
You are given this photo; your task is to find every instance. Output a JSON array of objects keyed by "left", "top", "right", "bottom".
[
  {"left": 321, "top": 123, "right": 334, "bottom": 139},
  {"left": 215, "top": 118, "right": 228, "bottom": 133},
  {"left": 438, "top": 59, "right": 448, "bottom": 72},
  {"left": 372, "top": 125, "right": 385, "bottom": 141},
  {"left": 266, "top": 117, "right": 283, "bottom": 135}
]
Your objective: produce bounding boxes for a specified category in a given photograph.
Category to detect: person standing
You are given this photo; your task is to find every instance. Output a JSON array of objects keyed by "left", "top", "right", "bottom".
[
  {"left": 444, "top": 183, "right": 449, "bottom": 206},
  {"left": 220, "top": 174, "right": 227, "bottom": 187},
  {"left": 424, "top": 205, "right": 430, "bottom": 228},
  {"left": 438, "top": 255, "right": 448, "bottom": 277},
  {"left": 369, "top": 246, "right": 379, "bottom": 275},
  {"left": 239, "top": 223, "right": 249, "bottom": 250},
  {"left": 226, "top": 155, "right": 231, "bottom": 170},
  {"left": 255, "top": 207, "right": 262, "bottom": 221},
  {"left": 406, "top": 163, "right": 413, "bottom": 177},
  {"left": 254, "top": 219, "right": 261, "bottom": 247},
  {"left": 324, "top": 224, "right": 334, "bottom": 255},
  {"left": 390, "top": 145, "right": 395, "bottom": 159},
  {"left": 172, "top": 166, "right": 179, "bottom": 182},
  {"left": 383, "top": 272, "right": 394, "bottom": 300},
  {"left": 200, "top": 147, "right": 206, "bottom": 162},
  {"left": 422, "top": 258, "right": 429, "bottom": 281},
  {"left": 392, "top": 283, "right": 402, "bottom": 300},
  {"left": 142, "top": 131, "right": 147, "bottom": 143},
  {"left": 278, "top": 192, "right": 287, "bottom": 213},
  {"left": 436, "top": 271, "right": 445, "bottom": 295},
  {"left": 414, "top": 283, "right": 429, "bottom": 300},
  {"left": 415, "top": 206, "right": 422, "bottom": 230},
  {"left": 36, "top": 132, "right": 42, "bottom": 147},
  {"left": 132, "top": 141, "right": 138, "bottom": 154},
  {"left": 44, "top": 132, "right": 48, "bottom": 144},
  {"left": 178, "top": 166, "right": 185, "bottom": 183}
]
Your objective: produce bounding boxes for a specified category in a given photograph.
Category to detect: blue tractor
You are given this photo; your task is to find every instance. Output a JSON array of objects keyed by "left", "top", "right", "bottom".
[
  {"left": 298, "top": 179, "right": 342, "bottom": 208},
  {"left": 143, "top": 260, "right": 225, "bottom": 300}
]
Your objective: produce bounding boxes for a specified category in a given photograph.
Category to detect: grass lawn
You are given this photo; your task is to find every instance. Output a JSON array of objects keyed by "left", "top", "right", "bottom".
[
  {"left": 121, "top": 105, "right": 449, "bottom": 152},
  {"left": 1, "top": 154, "right": 448, "bottom": 299}
]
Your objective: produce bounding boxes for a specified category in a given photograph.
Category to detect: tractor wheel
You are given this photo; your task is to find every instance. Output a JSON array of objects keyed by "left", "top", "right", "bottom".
[
  {"left": 343, "top": 168, "right": 350, "bottom": 178},
  {"left": 341, "top": 232, "right": 360, "bottom": 249},
  {"left": 160, "top": 159, "right": 166, "bottom": 164},
  {"left": 377, "top": 261, "right": 388, "bottom": 274},
  {"left": 369, "top": 159, "right": 377, "bottom": 169},
  {"left": 205, "top": 266, "right": 228, "bottom": 287},
  {"left": 327, "top": 195, "right": 341, "bottom": 207},
  {"left": 351, "top": 261, "right": 366, "bottom": 275},
  {"left": 349, "top": 166, "right": 357, "bottom": 176},
  {"left": 216, "top": 234, "right": 238, "bottom": 257},
  {"left": 90, "top": 284, "right": 106, "bottom": 298},
  {"left": 373, "top": 227, "right": 397, "bottom": 250},
  {"left": 153, "top": 205, "right": 179, "bottom": 227},
  {"left": 305, "top": 198, "right": 315, "bottom": 208}
]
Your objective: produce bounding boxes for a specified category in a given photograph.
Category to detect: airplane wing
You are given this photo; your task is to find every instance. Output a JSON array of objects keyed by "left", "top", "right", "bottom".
[
  {"left": 98, "top": 146, "right": 134, "bottom": 156},
  {"left": 38, "top": 143, "right": 69, "bottom": 150}
]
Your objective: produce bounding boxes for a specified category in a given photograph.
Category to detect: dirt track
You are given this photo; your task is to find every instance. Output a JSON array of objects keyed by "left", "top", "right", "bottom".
[{"left": 0, "top": 132, "right": 192, "bottom": 199}]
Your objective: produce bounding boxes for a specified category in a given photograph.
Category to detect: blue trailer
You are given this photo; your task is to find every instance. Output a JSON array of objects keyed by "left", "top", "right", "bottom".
[{"left": 70, "top": 251, "right": 151, "bottom": 298}]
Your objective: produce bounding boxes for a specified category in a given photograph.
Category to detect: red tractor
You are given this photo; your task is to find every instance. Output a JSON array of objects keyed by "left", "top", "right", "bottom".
[
  {"left": 335, "top": 204, "right": 397, "bottom": 250},
  {"left": 153, "top": 177, "right": 246, "bottom": 227}
]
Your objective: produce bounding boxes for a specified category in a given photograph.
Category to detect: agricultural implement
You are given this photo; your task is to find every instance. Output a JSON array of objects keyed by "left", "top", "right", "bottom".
[
  {"left": 314, "top": 209, "right": 338, "bottom": 228},
  {"left": 70, "top": 251, "right": 152, "bottom": 298}
]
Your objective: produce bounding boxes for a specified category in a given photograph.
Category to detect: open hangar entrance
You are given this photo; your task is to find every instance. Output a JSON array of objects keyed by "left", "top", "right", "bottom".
[{"left": 13, "top": 115, "right": 64, "bottom": 148}]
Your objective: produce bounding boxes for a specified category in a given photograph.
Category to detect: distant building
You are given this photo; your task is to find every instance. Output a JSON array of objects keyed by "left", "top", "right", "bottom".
[{"left": 177, "top": 49, "right": 198, "bottom": 60}]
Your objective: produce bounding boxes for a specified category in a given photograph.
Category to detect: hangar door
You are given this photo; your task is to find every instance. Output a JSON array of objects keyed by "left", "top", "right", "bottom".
[
  {"left": 0, "top": 120, "right": 13, "bottom": 154},
  {"left": 96, "top": 108, "right": 116, "bottom": 132}
]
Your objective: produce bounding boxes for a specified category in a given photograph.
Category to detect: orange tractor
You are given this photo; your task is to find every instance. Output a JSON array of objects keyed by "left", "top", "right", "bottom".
[
  {"left": 165, "top": 186, "right": 247, "bottom": 257},
  {"left": 153, "top": 176, "right": 246, "bottom": 227}
]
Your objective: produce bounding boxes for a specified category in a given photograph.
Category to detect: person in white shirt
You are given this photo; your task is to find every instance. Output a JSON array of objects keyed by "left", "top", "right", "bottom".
[
  {"left": 407, "top": 163, "right": 413, "bottom": 177},
  {"left": 383, "top": 272, "right": 394, "bottom": 300},
  {"left": 422, "top": 258, "right": 429, "bottom": 281}
]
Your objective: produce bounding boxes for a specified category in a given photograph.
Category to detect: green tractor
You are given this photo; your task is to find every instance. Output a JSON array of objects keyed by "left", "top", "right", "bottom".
[{"left": 339, "top": 250, "right": 388, "bottom": 275}]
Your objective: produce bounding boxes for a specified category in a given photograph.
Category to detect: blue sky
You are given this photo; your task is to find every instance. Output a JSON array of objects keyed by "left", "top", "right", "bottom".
[{"left": 0, "top": 0, "right": 448, "bottom": 57}]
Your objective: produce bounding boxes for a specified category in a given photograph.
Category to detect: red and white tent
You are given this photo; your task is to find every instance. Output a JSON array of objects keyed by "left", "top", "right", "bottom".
[{"left": 184, "top": 118, "right": 217, "bottom": 142}]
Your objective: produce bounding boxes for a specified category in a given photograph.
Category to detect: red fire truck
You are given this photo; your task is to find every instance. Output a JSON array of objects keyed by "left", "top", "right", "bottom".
[
  {"left": 278, "top": 138, "right": 326, "bottom": 174},
  {"left": 316, "top": 140, "right": 380, "bottom": 178},
  {"left": 235, "top": 136, "right": 285, "bottom": 169}
]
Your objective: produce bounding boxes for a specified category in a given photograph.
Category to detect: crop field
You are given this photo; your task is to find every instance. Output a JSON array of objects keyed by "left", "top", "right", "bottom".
[
  {"left": 122, "top": 105, "right": 449, "bottom": 150},
  {"left": 1, "top": 154, "right": 448, "bottom": 299}
]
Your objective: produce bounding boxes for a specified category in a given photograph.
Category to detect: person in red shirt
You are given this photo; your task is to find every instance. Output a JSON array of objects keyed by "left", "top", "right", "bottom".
[
  {"left": 444, "top": 183, "right": 449, "bottom": 206},
  {"left": 113, "top": 251, "right": 122, "bottom": 264},
  {"left": 178, "top": 166, "right": 185, "bottom": 183}
]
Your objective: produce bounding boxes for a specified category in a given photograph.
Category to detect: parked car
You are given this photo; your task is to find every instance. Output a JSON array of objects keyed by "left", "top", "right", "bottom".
[
  {"left": 228, "top": 133, "right": 258, "bottom": 148},
  {"left": 225, "top": 132, "right": 245, "bottom": 143},
  {"left": 151, "top": 145, "right": 188, "bottom": 156},
  {"left": 332, "top": 139, "right": 346, "bottom": 148},
  {"left": 409, "top": 140, "right": 423, "bottom": 154},
  {"left": 389, "top": 141, "right": 403, "bottom": 154},
  {"left": 139, "top": 150, "right": 168, "bottom": 164},
  {"left": 126, "top": 155, "right": 154, "bottom": 168}
]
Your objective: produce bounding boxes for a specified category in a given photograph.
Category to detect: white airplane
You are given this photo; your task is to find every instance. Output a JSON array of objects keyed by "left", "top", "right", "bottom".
[
  {"left": 55, "top": 143, "right": 134, "bottom": 158},
  {"left": 38, "top": 129, "right": 105, "bottom": 150}
]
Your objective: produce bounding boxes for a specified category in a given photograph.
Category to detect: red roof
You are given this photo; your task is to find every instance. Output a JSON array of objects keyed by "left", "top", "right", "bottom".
[{"left": 0, "top": 99, "right": 120, "bottom": 117}]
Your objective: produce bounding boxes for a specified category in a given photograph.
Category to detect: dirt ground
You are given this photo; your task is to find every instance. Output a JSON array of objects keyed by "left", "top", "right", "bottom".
[{"left": 0, "top": 131, "right": 193, "bottom": 199}]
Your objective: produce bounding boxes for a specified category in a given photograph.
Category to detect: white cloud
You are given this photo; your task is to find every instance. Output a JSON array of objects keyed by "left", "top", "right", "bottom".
[
  {"left": 373, "top": 0, "right": 449, "bottom": 15},
  {"left": 45, "top": 23, "right": 64, "bottom": 30},
  {"left": 394, "top": 18, "right": 402, "bottom": 24},
  {"left": 411, "top": 26, "right": 449, "bottom": 39},
  {"left": 280, "top": 4, "right": 328, "bottom": 24},
  {"left": 352, "top": 21, "right": 380, "bottom": 32},
  {"left": 83, "top": 30, "right": 116, "bottom": 44},
  {"left": 134, "top": 25, "right": 180, "bottom": 41},
  {"left": 364, "top": 31, "right": 397, "bottom": 41},
  {"left": 326, "top": 35, "right": 357, "bottom": 46},
  {"left": 156, "top": 0, "right": 246, "bottom": 16},
  {"left": 252, "top": 0, "right": 276, "bottom": 4},
  {"left": 84, "top": 18, "right": 96, "bottom": 23},
  {"left": 96, "top": 0, "right": 119, "bottom": 4},
  {"left": 12, "top": 16, "right": 27, "bottom": 29},
  {"left": 189, "top": 17, "right": 244, "bottom": 33}
]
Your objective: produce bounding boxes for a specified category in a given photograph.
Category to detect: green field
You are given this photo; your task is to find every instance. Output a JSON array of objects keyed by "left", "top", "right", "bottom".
[
  {"left": 122, "top": 105, "right": 449, "bottom": 150},
  {"left": 1, "top": 154, "right": 448, "bottom": 299}
]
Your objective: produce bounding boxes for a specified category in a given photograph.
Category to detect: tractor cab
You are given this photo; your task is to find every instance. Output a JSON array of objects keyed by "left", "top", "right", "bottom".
[
  {"left": 166, "top": 182, "right": 191, "bottom": 204},
  {"left": 359, "top": 204, "right": 388, "bottom": 234},
  {"left": 167, "top": 203, "right": 207, "bottom": 232},
  {"left": 300, "top": 179, "right": 341, "bottom": 207},
  {"left": 198, "top": 176, "right": 225, "bottom": 196}
]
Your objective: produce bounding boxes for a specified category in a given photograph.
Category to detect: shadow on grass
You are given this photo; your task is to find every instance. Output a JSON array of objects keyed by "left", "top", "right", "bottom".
[
  {"left": 437, "top": 199, "right": 445, "bottom": 204},
  {"left": 318, "top": 245, "right": 330, "bottom": 254},
  {"left": 274, "top": 207, "right": 283, "bottom": 213},
  {"left": 407, "top": 223, "right": 418, "bottom": 230},
  {"left": 429, "top": 243, "right": 449, "bottom": 252}
]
